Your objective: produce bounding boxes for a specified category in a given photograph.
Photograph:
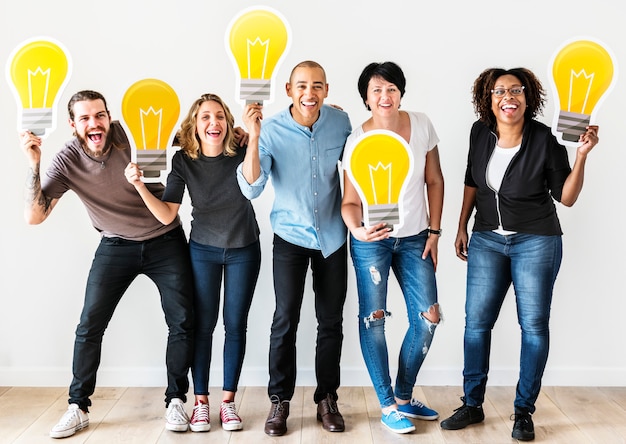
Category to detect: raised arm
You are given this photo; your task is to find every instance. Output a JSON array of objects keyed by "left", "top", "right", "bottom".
[
  {"left": 20, "top": 131, "right": 59, "bottom": 224},
  {"left": 240, "top": 103, "right": 263, "bottom": 184},
  {"left": 560, "top": 125, "right": 599, "bottom": 207},
  {"left": 124, "top": 162, "right": 180, "bottom": 225}
]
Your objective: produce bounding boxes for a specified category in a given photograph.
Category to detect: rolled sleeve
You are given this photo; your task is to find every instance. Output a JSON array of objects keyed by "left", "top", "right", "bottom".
[{"left": 236, "top": 162, "right": 268, "bottom": 199}]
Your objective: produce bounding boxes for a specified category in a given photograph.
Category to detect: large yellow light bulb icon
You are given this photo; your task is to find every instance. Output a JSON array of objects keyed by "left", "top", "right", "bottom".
[
  {"left": 550, "top": 38, "right": 617, "bottom": 144},
  {"left": 226, "top": 7, "right": 291, "bottom": 105},
  {"left": 6, "top": 37, "right": 71, "bottom": 138},
  {"left": 121, "top": 79, "right": 180, "bottom": 180},
  {"left": 347, "top": 130, "right": 414, "bottom": 229}
]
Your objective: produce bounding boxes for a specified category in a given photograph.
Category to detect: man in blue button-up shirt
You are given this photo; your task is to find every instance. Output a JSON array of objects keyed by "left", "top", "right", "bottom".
[{"left": 238, "top": 60, "right": 351, "bottom": 436}]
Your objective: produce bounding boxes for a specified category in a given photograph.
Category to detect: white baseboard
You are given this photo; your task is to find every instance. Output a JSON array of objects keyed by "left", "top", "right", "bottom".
[{"left": 1, "top": 366, "right": 625, "bottom": 387}]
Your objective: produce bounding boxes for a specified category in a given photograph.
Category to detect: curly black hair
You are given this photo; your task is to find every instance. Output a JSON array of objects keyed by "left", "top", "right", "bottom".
[{"left": 471, "top": 67, "right": 546, "bottom": 128}]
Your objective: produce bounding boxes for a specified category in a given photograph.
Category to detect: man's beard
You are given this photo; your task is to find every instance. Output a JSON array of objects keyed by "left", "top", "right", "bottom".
[{"left": 77, "top": 127, "right": 112, "bottom": 158}]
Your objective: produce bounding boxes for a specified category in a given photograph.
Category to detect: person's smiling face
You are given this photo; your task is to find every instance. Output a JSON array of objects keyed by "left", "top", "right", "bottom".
[
  {"left": 196, "top": 100, "right": 227, "bottom": 153},
  {"left": 366, "top": 76, "right": 402, "bottom": 116},
  {"left": 491, "top": 74, "right": 526, "bottom": 126},
  {"left": 286, "top": 66, "right": 328, "bottom": 127},
  {"left": 69, "top": 99, "right": 111, "bottom": 157}
]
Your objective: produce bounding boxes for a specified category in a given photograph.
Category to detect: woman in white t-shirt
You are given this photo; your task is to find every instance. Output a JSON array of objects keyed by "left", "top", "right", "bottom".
[{"left": 341, "top": 61, "right": 444, "bottom": 434}]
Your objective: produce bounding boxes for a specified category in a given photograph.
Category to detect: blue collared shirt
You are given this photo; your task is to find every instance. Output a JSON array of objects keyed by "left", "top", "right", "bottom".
[{"left": 237, "top": 104, "right": 351, "bottom": 257}]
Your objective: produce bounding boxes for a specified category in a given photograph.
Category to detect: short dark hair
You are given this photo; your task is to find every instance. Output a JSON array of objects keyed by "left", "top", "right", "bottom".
[
  {"left": 357, "top": 62, "right": 406, "bottom": 110},
  {"left": 288, "top": 60, "right": 327, "bottom": 84},
  {"left": 67, "top": 90, "right": 109, "bottom": 120},
  {"left": 472, "top": 67, "right": 546, "bottom": 128}
]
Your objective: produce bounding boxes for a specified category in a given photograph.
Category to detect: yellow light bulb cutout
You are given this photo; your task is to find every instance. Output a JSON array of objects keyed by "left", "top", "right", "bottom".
[
  {"left": 121, "top": 79, "right": 180, "bottom": 180},
  {"left": 348, "top": 130, "right": 414, "bottom": 229},
  {"left": 226, "top": 7, "right": 290, "bottom": 105},
  {"left": 550, "top": 38, "right": 616, "bottom": 144},
  {"left": 6, "top": 37, "right": 71, "bottom": 138}
]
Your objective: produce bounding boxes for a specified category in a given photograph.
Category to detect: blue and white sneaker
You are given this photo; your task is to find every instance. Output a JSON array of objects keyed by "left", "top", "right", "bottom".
[
  {"left": 397, "top": 398, "right": 439, "bottom": 420},
  {"left": 381, "top": 410, "right": 415, "bottom": 434}
]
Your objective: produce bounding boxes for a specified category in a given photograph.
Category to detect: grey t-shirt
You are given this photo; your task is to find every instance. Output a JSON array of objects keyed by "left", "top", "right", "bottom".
[
  {"left": 42, "top": 121, "right": 180, "bottom": 241},
  {"left": 162, "top": 147, "right": 259, "bottom": 249}
]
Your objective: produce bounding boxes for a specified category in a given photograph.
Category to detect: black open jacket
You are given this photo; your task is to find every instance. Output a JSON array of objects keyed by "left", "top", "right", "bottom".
[{"left": 465, "top": 119, "right": 572, "bottom": 236}]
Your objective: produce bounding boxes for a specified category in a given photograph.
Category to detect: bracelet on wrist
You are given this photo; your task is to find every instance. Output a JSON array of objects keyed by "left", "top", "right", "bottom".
[{"left": 427, "top": 228, "right": 442, "bottom": 236}]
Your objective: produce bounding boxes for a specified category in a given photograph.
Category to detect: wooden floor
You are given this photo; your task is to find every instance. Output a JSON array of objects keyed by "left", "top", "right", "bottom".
[{"left": 1, "top": 385, "right": 625, "bottom": 443}]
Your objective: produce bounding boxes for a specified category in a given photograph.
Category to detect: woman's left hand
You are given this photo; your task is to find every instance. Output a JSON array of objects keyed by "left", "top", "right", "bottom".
[{"left": 578, "top": 125, "right": 599, "bottom": 156}]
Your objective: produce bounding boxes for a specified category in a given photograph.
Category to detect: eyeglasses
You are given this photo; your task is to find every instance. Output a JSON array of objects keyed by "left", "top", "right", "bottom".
[{"left": 491, "top": 86, "right": 525, "bottom": 97}]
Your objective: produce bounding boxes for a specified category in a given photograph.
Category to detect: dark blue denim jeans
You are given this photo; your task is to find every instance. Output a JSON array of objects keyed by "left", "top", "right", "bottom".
[
  {"left": 69, "top": 226, "right": 194, "bottom": 411},
  {"left": 350, "top": 230, "right": 438, "bottom": 408},
  {"left": 268, "top": 235, "right": 347, "bottom": 404},
  {"left": 463, "top": 231, "right": 562, "bottom": 414},
  {"left": 189, "top": 239, "right": 261, "bottom": 395}
]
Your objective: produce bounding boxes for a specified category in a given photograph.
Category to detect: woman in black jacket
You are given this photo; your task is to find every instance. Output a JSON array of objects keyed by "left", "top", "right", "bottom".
[{"left": 440, "top": 67, "right": 599, "bottom": 441}]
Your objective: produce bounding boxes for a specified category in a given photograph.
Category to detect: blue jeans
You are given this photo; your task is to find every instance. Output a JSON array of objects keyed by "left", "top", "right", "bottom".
[
  {"left": 463, "top": 231, "right": 562, "bottom": 414},
  {"left": 268, "top": 235, "right": 347, "bottom": 404},
  {"left": 350, "top": 230, "right": 438, "bottom": 408},
  {"left": 190, "top": 239, "right": 261, "bottom": 395},
  {"left": 69, "top": 226, "right": 194, "bottom": 411}
]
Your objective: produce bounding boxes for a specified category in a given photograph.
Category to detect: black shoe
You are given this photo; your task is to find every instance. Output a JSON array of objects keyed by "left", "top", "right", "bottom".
[
  {"left": 512, "top": 412, "right": 535, "bottom": 441},
  {"left": 440, "top": 398, "right": 485, "bottom": 430},
  {"left": 264, "top": 396, "right": 290, "bottom": 436}
]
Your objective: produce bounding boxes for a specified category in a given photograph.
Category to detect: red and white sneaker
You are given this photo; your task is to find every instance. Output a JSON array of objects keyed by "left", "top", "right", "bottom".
[
  {"left": 189, "top": 400, "right": 210, "bottom": 432},
  {"left": 220, "top": 400, "right": 243, "bottom": 431}
]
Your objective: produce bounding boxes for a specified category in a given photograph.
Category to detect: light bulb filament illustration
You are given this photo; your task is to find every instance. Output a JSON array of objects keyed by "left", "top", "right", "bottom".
[
  {"left": 226, "top": 7, "right": 291, "bottom": 105},
  {"left": 138, "top": 107, "right": 164, "bottom": 151},
  {"left": 566, "top": 70, "right": 594, "bottom": 114},
  {"left": 368, "top": 162, "right": 393, "bottom": 205},
  {"left": 27, "top": 67, "right": 51, "bottom": 107},
  {"left": 247, "top": 37, "right": 269, "bottom": 79},
  {"left": 6, "top": 37, "right": 72, "bottom": 138}
]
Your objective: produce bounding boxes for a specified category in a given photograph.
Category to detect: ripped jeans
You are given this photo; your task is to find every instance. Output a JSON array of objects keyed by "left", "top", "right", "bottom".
[{"left": 350, "top": 230, "right": 438, "bottom": 408}]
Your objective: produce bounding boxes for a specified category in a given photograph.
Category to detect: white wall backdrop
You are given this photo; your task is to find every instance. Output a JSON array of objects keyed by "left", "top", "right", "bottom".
[{"left": 1, "top": 0, "right": 624, "bottom": 388}]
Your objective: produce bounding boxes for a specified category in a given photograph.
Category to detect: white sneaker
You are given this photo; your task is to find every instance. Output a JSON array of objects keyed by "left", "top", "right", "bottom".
[
  {"left": 49, "top": 403, "right": 89, "bottom": 438},
  {"left": 165, "top": 398, "right": 189, "bottom": 432},
  {"left": 220, "top": 400, "right": 243, "bottom": 431}
]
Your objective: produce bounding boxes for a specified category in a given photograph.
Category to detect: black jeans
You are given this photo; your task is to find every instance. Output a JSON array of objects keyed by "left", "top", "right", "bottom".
[
  {"left": 69, "top": 226, "right": 194, "bottom": 411},
  {"left": 268, "top": 235, "right": 347, "bottom": 404}
]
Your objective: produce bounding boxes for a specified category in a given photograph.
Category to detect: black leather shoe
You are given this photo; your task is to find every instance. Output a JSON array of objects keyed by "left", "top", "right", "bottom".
[
  {"left": 264, "top": 398, "right": 290, "bottom": 436},
  {"left": 440, "top": 398, "right": 485, "bottom": 430},
  {"left": 317, "top": 394, "right": 345, "bottom": 432},
  {"left": 512, "top": 412, "right": 535, "bottom": 441}
]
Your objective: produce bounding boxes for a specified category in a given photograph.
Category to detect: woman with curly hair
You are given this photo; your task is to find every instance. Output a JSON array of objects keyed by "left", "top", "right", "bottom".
[
  {"left": 125, "top": 94, "right": 263, "bottom": 433},
  {"left": 440, "top": 68, "right": 599, "bottom": 441}
]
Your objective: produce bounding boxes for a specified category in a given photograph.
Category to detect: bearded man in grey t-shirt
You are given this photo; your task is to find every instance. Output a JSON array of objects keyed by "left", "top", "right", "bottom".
[{"left": 19, "top": 90, "right": 194, "bottom": 438}]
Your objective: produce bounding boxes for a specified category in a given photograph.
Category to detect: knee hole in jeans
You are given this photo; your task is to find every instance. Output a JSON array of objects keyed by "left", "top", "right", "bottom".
[
  {"left": 422, "top": 303, "right": 440, "bottom": 324},
  {"left": 363, "top": 309, "right": 391, "bottom": 329},
  {"left": 420, "top": 303, "right": 441, "bottom": 335}
]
